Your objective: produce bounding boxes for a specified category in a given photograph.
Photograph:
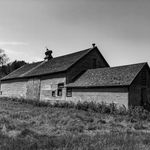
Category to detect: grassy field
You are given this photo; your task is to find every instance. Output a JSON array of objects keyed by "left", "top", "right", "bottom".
[{"left": 0, "top": 98, "right": 150, "bottom": 149}]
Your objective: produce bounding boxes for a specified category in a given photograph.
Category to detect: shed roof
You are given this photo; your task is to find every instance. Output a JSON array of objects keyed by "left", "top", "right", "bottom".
[
  {"left": 1, "top": 48, "right": 93, "bottom": 80},
  {"left": 67, "top": 62, "right": 147, "bottom": 87}
]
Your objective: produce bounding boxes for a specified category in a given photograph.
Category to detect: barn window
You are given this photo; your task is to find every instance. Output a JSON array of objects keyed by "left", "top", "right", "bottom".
[
  {"left": 93, "top": 58, "right": 97, "bottom": 68},
  {"left": 66, "top": 88, "right": 72, "bottom": 97},
  {"left": 57, "top": 83, "right": 64, "bottom": 96},
  {"left": 52, "top": 91, "right": 56, "bottom": 97},
  {"left": 57, "top": 89, "right": 62, "bottom": 96}
]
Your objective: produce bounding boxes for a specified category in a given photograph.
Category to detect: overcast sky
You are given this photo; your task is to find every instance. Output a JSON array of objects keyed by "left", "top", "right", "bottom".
[{"left": 0, "top": 0, "right": 150, "bottom": 66}]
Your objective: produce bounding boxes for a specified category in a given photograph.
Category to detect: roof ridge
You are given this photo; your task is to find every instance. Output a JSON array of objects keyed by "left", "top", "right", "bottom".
[
  {"left": 53, "top": 48, "right": 92, "bottom": 59},
  {"left": 67, "top": 62, "right": 148, "bottom": 87},
  {"left": 87, "top": 62, "right": 147, "bottom": 71}
]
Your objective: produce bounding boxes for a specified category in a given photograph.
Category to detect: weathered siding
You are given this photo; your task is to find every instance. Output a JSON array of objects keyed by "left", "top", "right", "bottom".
[
  {"left": 66, "top": 47, "right": 109, "bottom": 83},
  {"left": 26, "top": 78, "right": 41, "bottom": 100},
  {"left": 1, "top": 79, "right": 27, "bottom": 98},
  {"left": 129, "top": 65, "right": 150, "bottom": 108},
  {"left": 66, "top": 88, "right": 129, "bottom": 108},
  {"left": 40, "top": 75, "right": 66, "bottom": 101}
]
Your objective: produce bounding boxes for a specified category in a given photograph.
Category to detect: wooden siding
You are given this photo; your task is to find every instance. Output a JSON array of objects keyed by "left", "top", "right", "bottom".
[
  {"left": 26, "top": 78, "right": 41, "bottom": 100},
  {"left": 66, "top": 87, "right": 129, "bottom": 108},
  {"left": 66, "top": 48, "right": 109, "bottom": 84},
  {"left": 129, "top": 64, "right": 150, "bottom": 108},
  {"left": 40, "top": 76, "right": 66, "bottom": 101},
  {"left": 1, "top": 79, "right": 27, "bottom": 98}
]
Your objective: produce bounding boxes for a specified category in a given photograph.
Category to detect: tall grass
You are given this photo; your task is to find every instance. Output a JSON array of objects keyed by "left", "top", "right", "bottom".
[
  {"left": 0, "top": 129, "right": 150, "bottom": 150},
  {"left": 1, "top": 96, "right": 150, "bottom": 120}
]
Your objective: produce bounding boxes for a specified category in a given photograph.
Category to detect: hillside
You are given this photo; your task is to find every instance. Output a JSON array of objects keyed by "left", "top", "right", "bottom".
[{"left": 0, "top": 98, "right": 150, "bottom": 149}]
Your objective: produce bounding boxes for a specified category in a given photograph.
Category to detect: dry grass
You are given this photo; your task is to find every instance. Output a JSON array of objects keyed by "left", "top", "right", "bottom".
[{"left": 0, "top": 97, "right": 150, "bottom": 149}]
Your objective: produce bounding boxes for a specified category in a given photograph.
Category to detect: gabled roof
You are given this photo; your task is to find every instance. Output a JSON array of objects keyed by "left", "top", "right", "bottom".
[
  {"left": 67, "top": 63, "right": 147, "bottom": 87},
  {"left": 1, "top": 48, "right": 93, "bottom": 80}
]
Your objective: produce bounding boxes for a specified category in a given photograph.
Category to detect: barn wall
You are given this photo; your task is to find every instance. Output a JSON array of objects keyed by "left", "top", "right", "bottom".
[
  {"left": 1, "top": 79, "right": 27, "bottom": 98},
  {"left": 66, "top": 87, "right": 129, "bottom": 108},
  {"left": 26, "top": 78, "right": 41, "bottom": 100},
  {"left": 66, "top": 47, "right": 109, "bottom": 83},
  {"left": 40, "top": 74, "right": 66, "bottom": 101},
  {"left": 129, "top": 65, "right": 150, "bottom": 108}
]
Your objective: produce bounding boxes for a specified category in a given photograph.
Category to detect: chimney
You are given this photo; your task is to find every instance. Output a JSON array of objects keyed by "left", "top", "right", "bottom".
[
  {"left": 44, "top": 48, "right": 53, "bottom": 61},
  {"left": 92, "top": 43, "right": 96, "bottom": 48}
]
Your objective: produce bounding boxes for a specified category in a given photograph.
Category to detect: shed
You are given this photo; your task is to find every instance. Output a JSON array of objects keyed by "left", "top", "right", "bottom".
[{"left": 67, "top": 63, "right": 150, "bottom": 108}]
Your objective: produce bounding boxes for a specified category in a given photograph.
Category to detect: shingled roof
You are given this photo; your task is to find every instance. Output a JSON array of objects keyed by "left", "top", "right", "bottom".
[
  {"left": 67, "top": 63, "right": 147, "bottom": 87},
  {"left": 1, "top": 48, "right": 93, "bottom": 80}
]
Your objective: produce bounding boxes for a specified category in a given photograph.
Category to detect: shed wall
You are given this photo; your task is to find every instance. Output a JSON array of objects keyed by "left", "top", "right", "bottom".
[
  {"left": 129, "top": 65, "right": 150, "bottom": 108},
  {"left": 66, "top": 88, "right": 129, "bottom": 108}
]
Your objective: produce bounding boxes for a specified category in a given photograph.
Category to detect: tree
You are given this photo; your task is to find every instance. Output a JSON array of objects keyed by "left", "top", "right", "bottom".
[
  {"left": 9, "top": 60, "right": 27, "bottom": 72},
  {"left": 0, "top": 49, "right": 9, "bottom": 66}
]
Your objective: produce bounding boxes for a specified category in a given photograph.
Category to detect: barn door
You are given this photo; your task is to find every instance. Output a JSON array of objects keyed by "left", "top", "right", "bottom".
[
  {"left": 141, "top": 88, "right": 147, "bottom": 106},
  {"left": 26, "top": 78, "right": 41, "bottom": 100}
]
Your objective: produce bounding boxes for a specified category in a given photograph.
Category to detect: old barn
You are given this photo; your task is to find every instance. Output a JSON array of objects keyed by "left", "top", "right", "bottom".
[{"left": 0, "top": 45, "right": 150, "bottom": 108}]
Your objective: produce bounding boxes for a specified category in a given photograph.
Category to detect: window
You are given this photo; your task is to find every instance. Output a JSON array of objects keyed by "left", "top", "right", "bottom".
[
  {"left": 66, "top": 88, "right": 72, "bottom": 97},
  {"left": 57, "top": 83, "right": 64, "bottom": 96},
  {"left": 93, "top": 58, "right": 96, "bottom": 68},
  {"left": 58, "top": 83, "right": 64, "bottom": 88},
  {"left": 57, "top": 89, "right": 62, "bottom": 96},
  {"left": 52, "top": 91, "right": 56, "bottom": 97}
]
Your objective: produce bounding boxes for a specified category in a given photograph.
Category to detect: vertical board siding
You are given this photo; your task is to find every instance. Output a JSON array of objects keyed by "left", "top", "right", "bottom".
[
  {"left": 26, "top": 78, "right": 41, "bottom": 100},
  {"left": 129, "top": 65, "right": 150, "bottom": 108},
  {"left": 66, "top": 48, "right": 109, "bottom": 83}
]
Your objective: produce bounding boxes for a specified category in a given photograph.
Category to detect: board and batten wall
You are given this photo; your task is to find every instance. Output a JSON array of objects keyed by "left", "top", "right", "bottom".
[{"left": 66, "top": 87, "right": 129, "bottom": 108}]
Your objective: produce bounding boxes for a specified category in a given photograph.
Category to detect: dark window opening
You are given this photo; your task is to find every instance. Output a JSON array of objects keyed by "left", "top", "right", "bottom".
[
  {"left": 58, "top": 83, "right": 64, "bottom": 88},
  {"left": 57, "top": 83, "right": 64, "bottom": 96},
  {"left": 52, "top": 91, "right": 56, "bottom": 97},
  {"left": 66, "top": 88, "right": 72, "bottom": 97},
  {"left": 93, "top": 58, "right": 97, "bottom": 68},
  {"left": 57, "top": 89, "right": 62, "bottom": 96}
]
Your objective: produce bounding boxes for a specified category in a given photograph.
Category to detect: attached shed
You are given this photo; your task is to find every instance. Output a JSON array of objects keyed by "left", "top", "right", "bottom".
[{"left": 67, "top": 63, "right": 150, "bottom": 108}]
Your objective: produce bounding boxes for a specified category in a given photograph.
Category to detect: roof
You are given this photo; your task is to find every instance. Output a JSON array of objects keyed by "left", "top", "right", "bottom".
[
  {"left": 1, "top": 48, "right": 93, "bottom": 80},
  {"left": 67, "top": 63, "right": 147, "bottom": 87}
]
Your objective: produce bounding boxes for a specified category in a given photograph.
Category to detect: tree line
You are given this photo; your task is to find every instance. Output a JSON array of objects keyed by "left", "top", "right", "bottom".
[{"left": 0, "top": 49, "right": 27, "bottom": 78}]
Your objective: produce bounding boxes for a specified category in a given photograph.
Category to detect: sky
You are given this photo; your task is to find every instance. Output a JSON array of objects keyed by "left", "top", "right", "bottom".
[{"left": 0, "top": 0, "right": 150, "bottom": 67}]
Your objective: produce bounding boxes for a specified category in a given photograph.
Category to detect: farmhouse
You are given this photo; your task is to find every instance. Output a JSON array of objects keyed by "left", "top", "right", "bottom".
[{"left": 0, "top": 45, "right": 150, "bottom": 108}]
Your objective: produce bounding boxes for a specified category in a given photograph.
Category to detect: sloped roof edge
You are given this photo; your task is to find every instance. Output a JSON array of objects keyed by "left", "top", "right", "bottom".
[
  {"left": 1, "top": 47, "right": 94, "bottom": 81},
  {"left": 67, "top": 62, "right": 147, "bottom": 88}
]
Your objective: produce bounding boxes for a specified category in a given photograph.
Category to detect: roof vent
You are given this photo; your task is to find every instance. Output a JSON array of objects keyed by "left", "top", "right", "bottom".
[
  {"left": 44, "top": 48, "right": 53, "bottom": 61},
  {"left": 92, "top": 43, "right": 96, "bottom": 48}
]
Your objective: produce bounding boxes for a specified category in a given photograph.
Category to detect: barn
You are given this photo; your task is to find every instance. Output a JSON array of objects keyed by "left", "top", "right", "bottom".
[
  {"left": 0, "top": 45, "right": 109, "bottom": 102},
  {"left": 0, "top": 45, "right": 150, "bottom": 108}
]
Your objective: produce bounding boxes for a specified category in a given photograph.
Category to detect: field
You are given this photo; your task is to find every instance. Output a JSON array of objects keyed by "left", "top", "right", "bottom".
[{"left": 0, "top": 98, "right": 150, "bottom": 149}]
